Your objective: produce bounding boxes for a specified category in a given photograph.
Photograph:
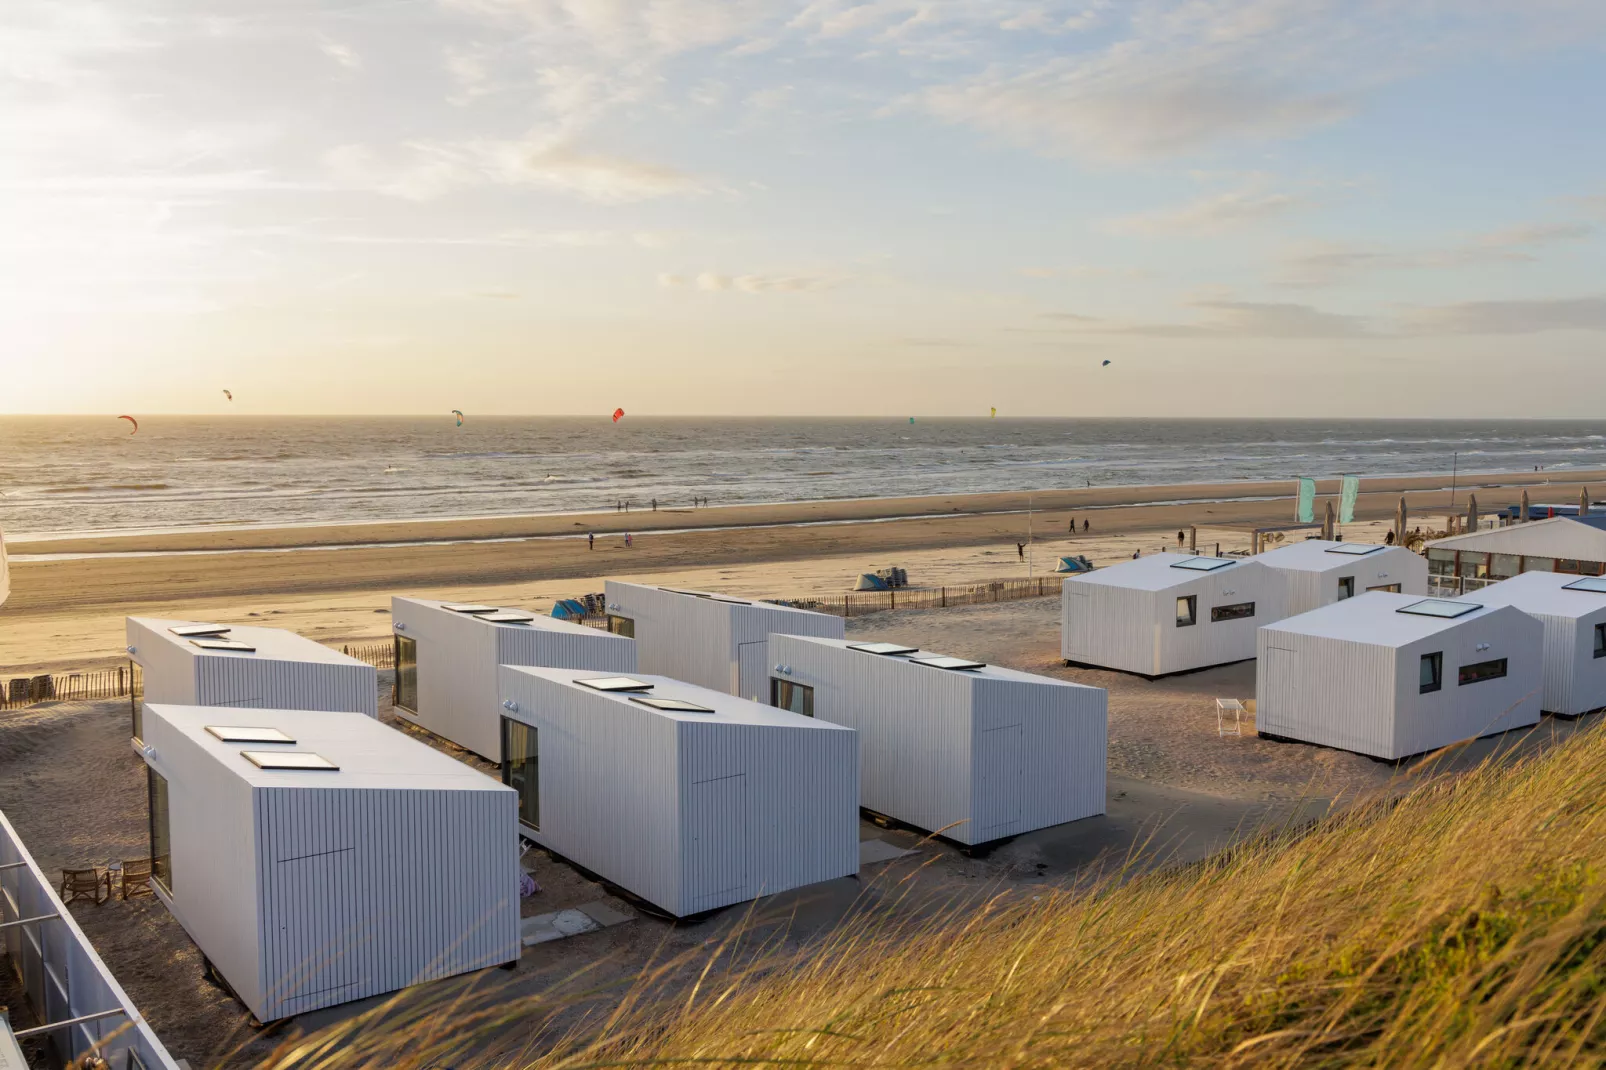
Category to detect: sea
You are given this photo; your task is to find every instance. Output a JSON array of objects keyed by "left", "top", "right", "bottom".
[{"left": 2, "top": 417, "right": 1603, "bottom": 540}]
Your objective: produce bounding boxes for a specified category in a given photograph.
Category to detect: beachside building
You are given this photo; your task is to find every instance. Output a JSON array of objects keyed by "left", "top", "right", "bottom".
[
  {"left": 1426, "top": 515, "right": 1606, "bottom": 595},
  {"left": 1467, "top": 572, "right": 1606, "bottom": 716},
  {"left": 1256, "top": 593, "right": 1543, "bottom": 760},
  {"left": 390, "top": 596, "right": 636, "bottom": 760},
  {"left": 137, "top": 704, "right": 519, "bottom": 1022},
  {"left": 126, "top": 617, "right": 376, "bottom": 743},
  {"left": 1255, "top": 539, "right": 1427, "bottom": 617},
  {"left": 1061, "top": 554, "right": 1283, "bottom": 677},
  {"left": 603, "top": 581, "right": 844, "bottom": 699},
  {"left": 766, "top": 635, "right": 1107, "bottom": 845},
  {"left": 496, "top": 667, "right": 859, "bottom": 917}
]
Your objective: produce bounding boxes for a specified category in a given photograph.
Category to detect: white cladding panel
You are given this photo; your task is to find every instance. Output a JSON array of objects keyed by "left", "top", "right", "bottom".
[
  {"left": 770, "top": 636, "right": 1107, "bottom": 845},
  {"left": 605, "top": 582, "right": 843, "bottom": 695},
  {"left": 391, "top": 597, "right": 636, "bottom": 759},
  {"left": 1256, "top": 605, "right": 1543, "bottom": 760},
  {"left": 1468, "top": 576, "right": 1606, "bottom": 716},
  {"left": 498, "top": 667, "right": 858, "bottom": 916},
  {"left": 1062, "top": 560, "right": 1282, "bottom": 676},
  {"left": 127, "top": 617, "right": 202, "bottom": 707},
  {"left": 1258, "top": 544, "right": 1428, "bottom": 617},
  {"left": 141, "top": 705, "right": 518, "bottom": 1023}
]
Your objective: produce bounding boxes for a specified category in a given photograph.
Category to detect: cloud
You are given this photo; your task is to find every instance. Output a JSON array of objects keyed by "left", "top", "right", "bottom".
[
  {"left": 1019, "top": 265, "right": 1144, "bottom": 279},
  {"left": 1399, "top": 295, "right": 1606, "bottom": 335},
  {"left": 1107, "top": 188, "right": 1299, "bottom": 236},
  {"left": 679, "top": 271, "right": 843, "bottom": 293},
  {"left": 1278, "top": 221, "right": 1595, "bottom": 287},
  {"left": 317, "top": 38, "right": 361, "bottom": 71},
  {"left": 1042, "top": 299, "right": 1371, "bottom": 338},
  {"left": 324, "top": 140, "right": 701, "bottom": 203}
]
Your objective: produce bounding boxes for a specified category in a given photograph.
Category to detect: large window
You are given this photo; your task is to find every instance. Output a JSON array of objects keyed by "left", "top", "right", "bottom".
[
  {"left": 394, "top": 635, "right": 418, "bottom": 713},
  {"left": 502, "top": 718, "right": 539, "bottom": 831},
  {"left": 1210, "top": 602, "right": 1256, "bottom": 623},
  {"left": 1596, "top": 623, "right": 1606, "bottom": 660},
  {"left": 1175, "top": 596, "right": 1197, "bottom": 627},
  {"left": 607, "top": 615, "right": 635, "bottom": 638},
  {"left": 148, "top": 768, "right": 172, "bottom": 893},
  {"left": 771, "top": 679, "right": 814, "bottom": 717},
  {"left": 1367, "top": 583, "right": 1402, "bottom": 594},
  {"left": 1337, "top": 576, "right": 1355, "bottom": 600},
  {"left": 130, "top": 660, "right": 144, "bottom": 741},
  {"left": 1459, "top": 658, "right": 1508, "bottom": 686},
  {"left": 1420, "top": 652, "right": 1442, "bottom": 694}
]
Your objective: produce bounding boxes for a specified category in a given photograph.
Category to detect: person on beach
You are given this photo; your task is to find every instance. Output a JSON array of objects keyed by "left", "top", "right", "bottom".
[
  {"left": 1017, "top": 542, "right": 1025, "bottom": 560},
  {"left": 1177, "top": 530, "right": 1185, "bottom": 546},
  {"left": 1069, "top": 516, "right": 1076, "bottom": 534},
  {"left": 625, "top": 532, "right": 633, "bottom": 548},
  {"left": 1083, "top": 518, "right": 1090, "bottom": 533},
  {"left": 1132, "top": 548, "right": 1140, "bottom": 559},
  {"left": 588, "top": 532, "right": 594, "bottom": 550},
  {"left": 652, "top": 498, "right": 657, "bottom": 511}
]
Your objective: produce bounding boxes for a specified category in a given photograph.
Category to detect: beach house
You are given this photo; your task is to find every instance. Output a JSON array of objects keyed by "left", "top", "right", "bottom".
[
  {"left": 1255, "top": 539, "right": 1427, "bottom": 616},
  {"left": 136, "top": 704, "right": 519, "bottom": 1022},
  {"left": 126, "top": 618, "right": 376, "bottom": 743},
  {"left": 1466, "top": 572, "right": 1606, "bottom": 716},
  {"left": 766, "top": 636, "right": 1107, "bottom": 845},
  {"left": 603, "top": 581, "right": 844, "bottom": 699},
  {"left": 1426, "top": 515, "right": 1606, "bottom": 595},
  {"left": 496, "top": 667, "right": 859, "bottom": 917},
  {"left": 390, "top": 596, "right": 635, "bottom": 760},
  {"left": 1256, "top": 593, "right": 1543, "bottom": 760},
  {"left": 1061, "top": 554, "right": 1283, "bottom": 677}
]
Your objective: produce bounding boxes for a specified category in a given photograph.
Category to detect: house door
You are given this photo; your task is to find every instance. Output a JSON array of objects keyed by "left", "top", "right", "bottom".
[
  {"left": 974, "top": 724, "right": 1024, "bottom": 842},
  {"left": 1063, "top": 587, "right": 1090, "bottom": 658},
  {"left": 687, "top": 773, "right": 748, "bottom": 911},
  {"left": 736, "top": 641, "right": 768, "bottom": 701},
  {"left": 1262, "top": 646, "right": 1299, "bottom": 728}
]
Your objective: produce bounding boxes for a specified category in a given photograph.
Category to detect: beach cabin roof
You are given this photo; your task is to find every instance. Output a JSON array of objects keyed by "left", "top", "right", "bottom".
[
  {"left": 1469, "top": 570, "right": 1606, "bottom": 620},
  {"left": 399, "top": 597, "right": 602, "bottom": 636},
  {"left": 131, "top": 618, "right": 366, "bottom": 665},
  {"left": 1066, "top": 552, "right": 1250, "bottom": 592},
  {"left": 613, "top": 583, "right": 833, "bottom": 619},
  {"left": 1254, "top": 539, "right": 1401, "bottom": 573},
  {"left": 1261, "top": 591, "right": 1501, "bottom": 648},
  {"left": 795, "top": 636, "right": 1100, "bottom": 689},
  {"left": 147, "top": 704, "right": 502, "bottom": 791},
  {"left": 1426, "top": 516, "right": 1606, "bottom": 561},
  {"left": 504, "top": 668, "right": 852, "bottom": 731}
]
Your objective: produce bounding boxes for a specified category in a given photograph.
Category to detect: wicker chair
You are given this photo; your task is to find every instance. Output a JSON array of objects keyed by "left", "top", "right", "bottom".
[
  {"left": 60, "top": 867, "right": 110, "bottom": 906},
  {"left": 119, "top": 858, "right": 155, "bottom": 900}
]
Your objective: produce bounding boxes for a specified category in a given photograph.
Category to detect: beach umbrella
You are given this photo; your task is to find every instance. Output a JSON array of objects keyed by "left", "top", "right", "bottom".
[
  {"left": 1467, "top": 493, "right": 1479, "bottom": 533},
  {"left": 1322, "top": 499, "right": 1335, "bottom": 540},
  {"left": 1582, "top": 488, "right": 1591, "bottom": 517},
  {"left": 1520, "top": 489, "right": 1530, "bottom": 523},
  {"left": 1396, "top": 495, "right": 1407, "bottom": 544}
]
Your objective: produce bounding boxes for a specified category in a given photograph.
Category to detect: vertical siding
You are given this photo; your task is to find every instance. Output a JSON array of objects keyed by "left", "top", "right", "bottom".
[
  {"left": 772, "top": 637, "right": 1106, "bottom": 845},
  {"left": 1266, "top": 547, "right": 1428, "bottom": 617},
  {"left": 255, "top": 784, "right": 517, "bottom": 1021},
  {"left": 197, "top": 657, "right": 376, "bottom": 719},
  {"left": 128, "top": 618, "right": 204, "bottom": 707},
  {"left": 1393, "top": 608, "right": 1542, "bottom": 757},
  {"left": 1521, "top": 606, "right": 1606, "bottom": 716},
  {"left": 1255, "top": 628, "right": 1397, "bottom": 758}
]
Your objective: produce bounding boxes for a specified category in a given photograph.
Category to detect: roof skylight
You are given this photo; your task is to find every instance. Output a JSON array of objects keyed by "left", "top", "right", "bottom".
[
  {"left": 191, "top": 638, "right": 256, "bottom": 652},
  {"left": 848, "top": 642, "right": 919, "bottom": 656},
  {"left": 442, "top": 604, "right": 499, "bottom": 614},
  {"left": 479, "top": 611, "right": 535, "bottom": 623},
  {"left": 630, "top": 696, "right": 715, "bottom": 713},
  {"left": 1397, "top": 599, "right": 1481, "bottom": 619},
  {"left": 1170, "top": 557, "right": 1236, "bottom": 572},
  {"left": 206, "top": 726, "right": 295, "bottom": 744},
  {"left": 910, "top": 655, "right": 986, "bottom": 671},
  {"left": 1325, "top": 544, "right": 1384, "bottom": 556},
  {"left": 242, "top": 751, "right": 339, "bottom": 771},
  {"left": 1562, "top": 576, "right": 1606, "bottom": 593},
  {"left": 576, "top": 676, "right": 654, "bottom": 693},
  {"left": 169, "top": 624, "right": 231, "bottom": 637}
]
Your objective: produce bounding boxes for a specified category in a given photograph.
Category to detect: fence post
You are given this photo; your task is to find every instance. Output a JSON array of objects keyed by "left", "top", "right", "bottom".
[
  {"left": 118, "top": 666, "right": 125, "bottom": 696},
  {"left": 941, "top": 587, "right": 946, "bottom": 608},
  {"left": 890, "top": 590, "right": 895, "bottom": 611}
]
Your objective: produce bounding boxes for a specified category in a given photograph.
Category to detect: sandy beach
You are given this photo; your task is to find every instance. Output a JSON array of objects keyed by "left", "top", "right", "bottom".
[{"left": 3, "top": 469, "right": 1600, "bottom": 674}]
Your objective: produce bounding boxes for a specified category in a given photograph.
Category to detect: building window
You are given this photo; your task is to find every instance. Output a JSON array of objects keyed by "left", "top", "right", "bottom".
[
  {"left": 1367, "top": 583, "right": 1402, "bottom": 594},
  {"left": 1596, "top": 623, "right": 1606, "bottom": 659},
  {"left": 1458, "top": 658, "right": 1508, "bottom": 686},
  {"left": 1337, "top": 576, "right": 1355, "bottom": 600},
  {"left": 607, "top": 614, "right": 635, "bottom": 638},
  {"left": 501, "top": 718, "right": 539, "bottom": 831},
  {"left": 771, "top": 678, "right": 814, "bottom": 717},
  {"left": 1420, "top": 652, "right": 1442, "bottom": 694},
  {"left": 1175, "top": 596, "right": 1197, "bottom": 627},
  {"left": 1210, "top": 601, "right": 1255, "bottom": 623},
  {"left": 148, "top": 768, "right": 172, "bottom": 894},
  {"left": 1427, "top": 548, "right": 1456, "bottom": 579},
  {"left": 130, "top": 660, "right": 144, "bottom": 741},
  {"left": 394, "top": 635, "right": 418, "bottom": 713}
]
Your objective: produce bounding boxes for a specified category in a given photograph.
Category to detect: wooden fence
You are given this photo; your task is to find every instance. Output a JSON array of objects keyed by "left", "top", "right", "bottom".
[
  {"left": 341, "top": 641, "right": 396, "bottom": 669},
  {"left": 779, "top": 575, "right": 1067, "bottom": 618},
  {"left": 1, "top": 666, "right": 136, "bottom": 711}
]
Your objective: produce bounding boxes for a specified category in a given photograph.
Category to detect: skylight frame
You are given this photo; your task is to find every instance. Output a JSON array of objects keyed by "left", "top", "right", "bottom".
[
  {"left": 241, "top": 750, "right": 339, "bottom": 771},
  {"left": 1169, "top": 557, "right": 1236, "bottom": 572},
  {"left": 1562, "top": 576, "right": 1606, "bottom": 593},
  {"left": 190, "top": 638, "right": 257, "bottom": 652},
  {"left": 478, "top": 611, "right": 536, "bottom": 624},
  {"left": 1397, "top": 598, "right": 1482, "bottom": 619},
  {"left": 1325, "top": 543, "right": 1385, "bottom": 556},
  {"left": 909, "top": 655, "right": 987, "bottom": 671},
  {"left": 848, "top": 641, "right": 920, "bottom": 656},
  {"left": 442, "top": 603, "right": 500, "bottom": 614},
  {"left": 169, "top": 624, "right": 231, "bottom": 638},
  {"left": 629, "top": 696, "right": 716, "bottom": 713},
  {"left": 206, "top": 726, "right": 296, "bottom": 744},
  {"left": 575, "top": 676, "right": 655, "bottom": 693}
]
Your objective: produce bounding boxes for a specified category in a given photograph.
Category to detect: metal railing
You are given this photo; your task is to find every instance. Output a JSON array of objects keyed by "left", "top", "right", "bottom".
[
  {"left": 1428, "top": 575, "right": 1506, "bottom": 597},
  {"left": 0, "top": 809, "right": 180, "bottom": 1070}
]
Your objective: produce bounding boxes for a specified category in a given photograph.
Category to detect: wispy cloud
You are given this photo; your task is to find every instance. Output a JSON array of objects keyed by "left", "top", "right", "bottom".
[
  {"left": 659, "top": 270, "right": 844, "bottom": 293},
  {"left": 1107, "top": 187, "right": 1299, "bottom": 236},
  {"left": 1278, "top": 221, "right": 1595, "bottom": 287},
  {"left": 317, "top": 38, "right": 361, "bottom": 71},
  {"left": 1041, "top": 299, "right": 1371, "bottom": 338},
  {"left": 1398, "top": 294, "right": 1606, "bottom": 335},
  {"left": 324, "top": 141, "right": 701, "bottom": 203}
]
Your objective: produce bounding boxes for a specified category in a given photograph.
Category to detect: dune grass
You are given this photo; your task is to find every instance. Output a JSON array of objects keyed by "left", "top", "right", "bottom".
[{"left": 266, "top": 721, "right": 1606, "bottom": 1070}]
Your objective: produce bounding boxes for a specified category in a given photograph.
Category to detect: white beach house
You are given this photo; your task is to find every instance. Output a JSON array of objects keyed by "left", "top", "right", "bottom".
[
  {"left": 1061, "top": 554, "right": 1283, "bottom": 677},
  {"left": 137, "top": 704, "right": 519, "bottom": 1022},
  {"left": 126, "top": 617, "right": 377, "bottom": 742},
  {"left": 766, "top": 636, "right": 1107, "bottom": 845},
  {"left": 496, "top": 666, "right": 859, "bottom": 917},
  {"left": 1466, "top": 572, "right": 1606, "bottom": 716},
  {"left": 1255, "top": 539, "right": 1427, "bottom": 616},
  {"left": 603, "top": 581, "right": 844, "bottom": 699},
  {"left": 389, "top": 596, "right": 636, "bottom": 760},
  {"left": 1426, "top": 515, "right": 1606, "bottom": 594},
  {"left": 1256, "top": 593, "right": 1543, "bottom": 760}
]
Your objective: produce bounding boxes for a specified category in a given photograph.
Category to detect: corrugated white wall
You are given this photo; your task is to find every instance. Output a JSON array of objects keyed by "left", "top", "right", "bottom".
[
  {"left": 128, "top": 618, "right": 203, "bottom": 708},
  {"left": 1268, "top": 547, "right": 1429, "bottom": 617},
  {"left": 254, "top": 784, "right": 518, "bottom": 1021},
  {"left": 391, "top": 598, "right": 635, "bottom": 759},
  {"left": 197, "top": 656, "right": 376, "bottom": 718},
  {"left": 770, "top": 637, "right": 1106, "bottom": 845},
  {"left": 606, "top": 582, "right": 843, "bottom": 695},
  {"left": 1511, "top": 605, "right": 1606, "bottom": 716},
  {"left": 1392, "top": 607, "right": 1542, "bottom": 758},
  {"left": 498, "top": 667, "right": 858, "bottom": 916},
  {"left": 1063, "top": 563, "right": 1283, "bottom": 676},
  {"left": 1255, "top": 629, "right": 1397, "bottom": 757}
]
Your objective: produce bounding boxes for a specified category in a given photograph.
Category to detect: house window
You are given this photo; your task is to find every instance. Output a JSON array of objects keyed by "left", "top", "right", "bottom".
[
  {"left": 771, "top": 678, "right": 814, "bottom": 717},
  {"left": 130, "top": 660, "right": 144, "bottom": 741},
  {"left": 1420, "top": 652, "right": 1442, "bottom": 694},
  {"left": 501, "top": 718, "right": 539, "bottom": 832},
  {"left": 148, "top": 767, "right": 172, "bottom": 893},
  {"left": 607, "top": 614, "right": 635, "bottom": 638},
  {"left": 1459, "top": 658, "right": 1508, "bottom": 686},
  {"left": 1596, "top": 623, "right": 1606, "bottom": 659},
  {"left": 1175, "top": 596, "right": 1197, "bottom": 627},
  {"left": 1210, "top": 602, "right": 1255, "bottom": 623},
  {"left": 1367, "top": 583, "right": 1402, "bottom": 594},
  {"left": 1337, "top": 576, "right": 1355, "bottom": 600},
  {"left": 394, "top": 635, "right": 418, "bottom": 713}
]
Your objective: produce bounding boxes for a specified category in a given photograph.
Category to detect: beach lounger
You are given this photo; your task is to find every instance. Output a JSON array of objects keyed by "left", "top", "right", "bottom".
[
  {"left": 60, "top": 867, "right": 110, "bottom": 906},
  {"left": 119, "top": 858, "right": 155, "bottom": 900}
]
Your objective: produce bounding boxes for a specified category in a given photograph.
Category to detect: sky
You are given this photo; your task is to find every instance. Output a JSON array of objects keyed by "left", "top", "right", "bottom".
[{"left": 2, "top": 0, "right": 1605, "bottom": 417}]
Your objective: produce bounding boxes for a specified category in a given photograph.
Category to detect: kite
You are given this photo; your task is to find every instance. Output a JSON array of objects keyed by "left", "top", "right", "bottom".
[
  {"left": 612, "top": 408, "right": 625, "bottom": 423},
  {"left": 990, "top": 407, "right": 996, "bottom": 418},
  {"left": 908, "top": 417, "right": 915, "bottom": 424},
  {"left": 222, "top": 389, "right": 232, "bottom": 401},
  {"left": 119, "top": 415, "right": 139, "bottom": 435},
  {"left": 452, "top": 409, "right": 464, "bottom": 427},
  {"left": 1101, "top": 360, "right": 1112, "bottom": 367}
]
